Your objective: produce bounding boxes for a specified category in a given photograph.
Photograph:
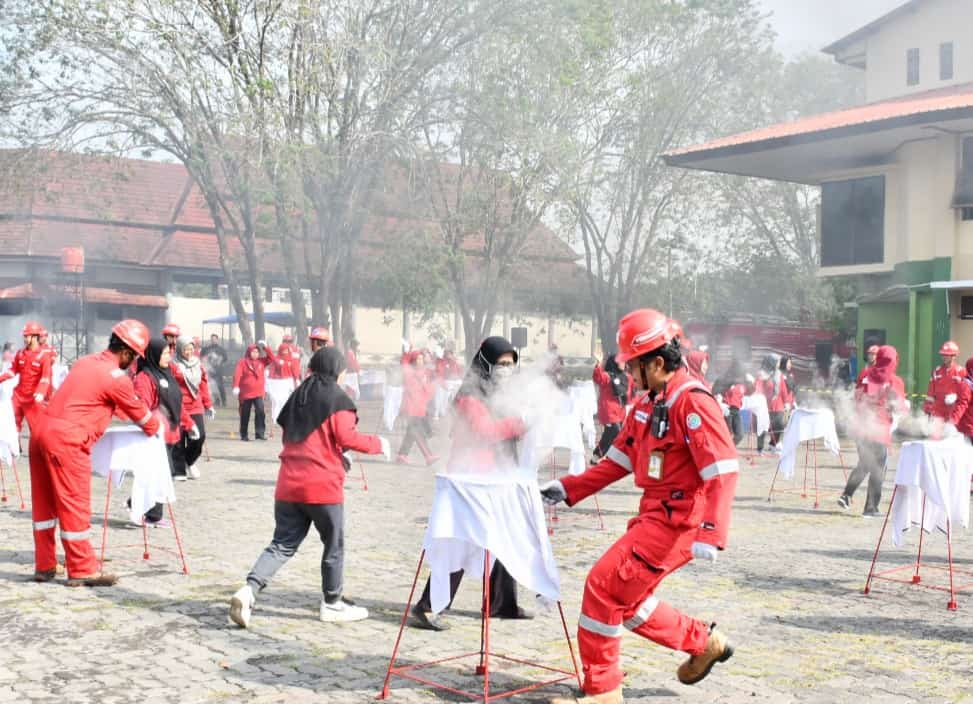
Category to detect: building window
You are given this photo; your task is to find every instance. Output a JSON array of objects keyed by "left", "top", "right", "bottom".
[
  {"left": 821, "top": 176, "right": 886, "bottom": 267},
  {"left": 940, "top": 42, "right": 954, "bottom": 80},
  {"left": 907, "top": 48, "right": 920, "bottom": 86},
  {"left": 962, "top": 207, "right": 973, "bottom": 221}
]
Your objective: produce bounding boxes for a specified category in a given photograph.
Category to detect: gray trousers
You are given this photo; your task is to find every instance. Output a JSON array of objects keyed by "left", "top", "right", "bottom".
[
  {"left": 247, "top": 500, "right": 345, "bottom": 602},
  {"left": 842, "top": 439, "right": 889, "bottom": 513}
]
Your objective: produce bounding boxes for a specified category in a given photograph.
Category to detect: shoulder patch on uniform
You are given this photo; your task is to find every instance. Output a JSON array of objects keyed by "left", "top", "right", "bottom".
[
  {"left": 686, "top": 413, "right": 702, "bottom": 430},
  {"left": 110, "top": 369, "right": 126, "bottom": 378},
  {"left": 634, "top": 410, "right": 649, "bottom": 424}
]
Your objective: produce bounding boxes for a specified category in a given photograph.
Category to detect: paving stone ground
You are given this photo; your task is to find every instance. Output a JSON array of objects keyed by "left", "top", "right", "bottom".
[{"left": 1, "top": 402, "right": 972, "bottom": 704}]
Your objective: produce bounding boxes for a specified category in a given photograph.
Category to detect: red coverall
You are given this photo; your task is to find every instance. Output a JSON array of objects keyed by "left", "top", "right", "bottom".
[
  {"left": 30, "top": 351, "right": 160, "bottom": 577},
  {"left": 559, "top": 367, "right": 739, "bottom": 695},
  {"left": 0, "top": 347, "right": 53, "bottom": 431},
  {"left": 270, "top": 343, "right": 301, "bottom": 384},
  {"left": 923, "top": 363, "right": 970, "bottom": 423}
]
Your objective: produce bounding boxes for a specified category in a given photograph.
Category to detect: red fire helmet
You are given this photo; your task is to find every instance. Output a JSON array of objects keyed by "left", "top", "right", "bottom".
[
  {"left": 616, "top": 309, "right": 675, "bottom": 364},
  {"left": 112, "top": 319, "right": 150, "bottom": 358}
]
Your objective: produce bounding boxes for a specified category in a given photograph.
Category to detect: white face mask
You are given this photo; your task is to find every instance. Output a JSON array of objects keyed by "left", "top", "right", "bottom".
[{"left": 493, "top": 365, "right": 514, "bottom": 380}]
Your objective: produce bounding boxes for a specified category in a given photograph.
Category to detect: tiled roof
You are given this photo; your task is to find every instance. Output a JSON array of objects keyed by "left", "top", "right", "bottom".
[
  {"left": 0, "top": 150, "right": 579, "bottom": 272},
  {"left": 667, "top": 82, "right": 973, "bottom": 160},
  {"left": 0, "top": 282, "right": 167, "bottom": 308}
]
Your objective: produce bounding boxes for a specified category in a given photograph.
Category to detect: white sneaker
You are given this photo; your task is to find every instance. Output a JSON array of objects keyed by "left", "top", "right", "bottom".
[
  {"left": 174, "top": 475, "right": 188, "bottom": 482},
  {"left": 320, "top": 598, "right": 368, "bottom": 622},
  {"left": 187, "top": 464, "right": 200, "bottom": 480},
  {"left": 229, "top": 585, "right": 255, "bottom": 628}
]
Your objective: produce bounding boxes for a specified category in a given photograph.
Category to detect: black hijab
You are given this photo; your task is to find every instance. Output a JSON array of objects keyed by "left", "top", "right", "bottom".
[
  {"left": 277, "top": 347, "right": 356, "bottom": 444},
  {"left": 456, "top": 336, "right": 519, "bottom": 402},
  {"left": 138, "top": 337, "right": 182, "bottom": 427}
]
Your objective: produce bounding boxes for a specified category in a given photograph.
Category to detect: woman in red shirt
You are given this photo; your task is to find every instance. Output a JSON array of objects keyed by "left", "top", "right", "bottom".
[
  {"left": 230, "top": 347, "right": 389, "bottom": 628},
  {"left": 171, "top": 336, "right": 214, "bottom": 479},
  {"left": 685, "top": 350, "right": 711, "bottom": 389},
  {"left": 133, "top": 338, "right": 195, "bottom": 518},
  {"left": 232, "top": 342, "right": 276, "bottom": 441},
  {"left": 396, "top": 351, "right": 438, "bottom": 465},
  {"left": 838, "top": 345, "right": 906, "bottom": 515}
]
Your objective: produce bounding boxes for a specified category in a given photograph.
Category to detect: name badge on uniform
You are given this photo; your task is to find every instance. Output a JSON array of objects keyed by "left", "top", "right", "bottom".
[{"left": 647, "top": 451, "right": 664, "bottom": 480}]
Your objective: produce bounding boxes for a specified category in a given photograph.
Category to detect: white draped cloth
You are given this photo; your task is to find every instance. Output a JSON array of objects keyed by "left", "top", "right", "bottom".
[
  {"left": 383, "top": 385, "right": 403, "bottom": 431},
  {"left": 778, "top": 408, "right": 840, "bottom": 479},
  {"left": 341, "top": 372, "right": 360, "bottom": 401},
  {"left": 742, "top": 393, "right": 770, "bottom": 436},
  {"left": 890, "top": 438, "right": 973, "bottom": 547},
  {"left": 434, "top": 379, "right": 463, "bottom": 419},
  {"left": 520, "top": 411, "right": 587, "bottom": 476},
  {"left": 423, "top": 474, "right": 561, "bottom": 615},
  {"left": 0, "top": 373, "right": 18, "bottom": 467},
  {"left": 52, "top": 363, "right": 69, "bottom": 390},
  {"left": 91, "top": 426, "right": 176, "bottom": 525},
  {"left": 266, "top": 377, "right": 296, "bottom": 426},
  {"left": 569, "top": 381, "right": 597, "bottom": 448}
]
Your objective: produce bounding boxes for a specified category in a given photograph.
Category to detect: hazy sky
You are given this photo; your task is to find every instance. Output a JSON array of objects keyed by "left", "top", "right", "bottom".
[{"left": 759, "top": 0, "right": 907, "bottom": 56}]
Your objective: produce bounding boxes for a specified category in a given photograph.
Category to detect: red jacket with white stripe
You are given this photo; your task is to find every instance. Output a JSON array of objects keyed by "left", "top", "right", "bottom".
[
  {"left": 35, "top": 350, "right": 159, "bottom": 449},
  {"left": 275, "top": 409, "right": 382, "bottom": 504},
  {"left": 923, "top": 363, "right": 969, "bottom": 423},
  {"left": 722, "top": 384, "right": 745, "bottom": 410},
  {"left": 447, "top": 394, "right": 526, "bottom": 472},
  {"left": 559, "top": 367, "right": 739, "bottom": 550},
  {"left": 0, "top": 347, "right": 53, "bottom": 401}
]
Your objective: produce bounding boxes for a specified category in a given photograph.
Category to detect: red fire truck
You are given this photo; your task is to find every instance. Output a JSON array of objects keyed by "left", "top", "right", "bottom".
[{"left": 685, "top": 315, "right": 852, "bottom": 386}]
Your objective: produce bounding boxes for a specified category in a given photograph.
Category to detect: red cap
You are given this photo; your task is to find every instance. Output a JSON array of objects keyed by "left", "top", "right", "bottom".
[
  {"left": 616, "top": 309, "right": 675, "bottom": 364},
  {"left": 21, "top": 321, "right": 44, "bottom": 337},
  {"left": 309, "top": 326, "right": 331, "bottom": 343},
  {"left": 112, "top": 319, "right": 150, "bottom": 357},
  {"left": 282, "top": 333, "right": 294, "bottom": 342},
  {"left": 940, "top": 340, "right": 960, "bottom": 356},
  {"left": 162, "top": 323, "right": 181, "bottom": 337}
]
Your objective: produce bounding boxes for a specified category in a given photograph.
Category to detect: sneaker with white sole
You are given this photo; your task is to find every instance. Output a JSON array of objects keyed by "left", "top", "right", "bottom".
[
  {"left": 187, "top": 464, "right": 200, "bottom": 480},
  {"left": 229, "top": 585, "right": 255, "bottom": 628},
  {"left": 320, "top": 597, "right": 368, "bottom": 622}
]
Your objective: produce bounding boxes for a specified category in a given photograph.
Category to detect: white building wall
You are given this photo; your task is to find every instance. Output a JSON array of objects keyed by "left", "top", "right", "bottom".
[{"left": 864, "top": 0, "right": 973, "bottom": 102}]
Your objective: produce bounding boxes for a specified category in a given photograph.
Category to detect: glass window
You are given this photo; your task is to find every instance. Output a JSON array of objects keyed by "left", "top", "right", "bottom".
[
  {"left": 940, "top": 42, "right": 954, "bottom": 80},
  {"left": 907, "top": 48, "right": 920, "bottom": 86},
  {"left": 820, "top": 176, "right": 886, "bottom": 267}
]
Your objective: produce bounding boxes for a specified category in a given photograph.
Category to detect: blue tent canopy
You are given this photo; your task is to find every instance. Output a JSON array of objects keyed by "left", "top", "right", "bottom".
[{"left": 202, "top": 311, "right": 297, "bottom": 327}]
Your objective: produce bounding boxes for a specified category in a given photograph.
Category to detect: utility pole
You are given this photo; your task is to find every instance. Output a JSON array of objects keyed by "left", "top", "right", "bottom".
[{"left": 667, "top": 243, "right": 673, "bottom": 317}]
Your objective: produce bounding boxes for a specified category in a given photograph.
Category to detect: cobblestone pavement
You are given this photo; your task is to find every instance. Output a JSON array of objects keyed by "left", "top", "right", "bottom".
[{"left": 1, "top": 403, "right": 972, "bottom": 704}]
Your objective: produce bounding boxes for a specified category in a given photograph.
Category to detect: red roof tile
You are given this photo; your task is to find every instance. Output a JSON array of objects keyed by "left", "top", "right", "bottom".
[
  {"left": 667, "top": 82, "right": 973, "bottom": 160},
  {"left": 0, "top": 282, "right": 167, "bottom": 307}
]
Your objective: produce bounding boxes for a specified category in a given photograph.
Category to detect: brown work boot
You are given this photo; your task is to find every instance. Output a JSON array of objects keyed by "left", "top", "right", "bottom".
[
  {"left": 550, "top": 686, "right": 623, "bottom": 704},
  {"left": 677, "top": 624, "right": 734, "bottom": 685},
  {"left": 66, "top": 572, "right": 118, "bottom": 588},
  {"left": 32, "top": 563, "right": 65, "bottom": 582}
]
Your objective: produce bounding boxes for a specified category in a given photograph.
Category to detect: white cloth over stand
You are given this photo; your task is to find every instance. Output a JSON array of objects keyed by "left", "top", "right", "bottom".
[
  {"left": 383, "top": 385, "right": 403, "bottom": 431},
  {"left": 91, "top": 426, "right": 176, "bottom": 525},
  {"left": 423, "top": 474, "right": 561, "bottom": 615},
  {"left": 0, "top": 373, "right": 18, "bottom": 466},
  {"left": 520, "top": 401, "right": 587, "bottom": 476},
  {"left": 341, "top": 372, "right": 360, "bottom": 401},
  {"left": 266, "top": 377, "right": 296, "bottom": 426},
  {"left": 778, "top": 408, "right": 840, "bottom": 479},
  {"left": 742, "top": 393, "right": 769, "bottom": 436},
  {"left": 569, "top": 381, "right": 597, "bottom": 448},
  {"left": 434, "top": 379, "right": 463, "bottom": 419},
  {"left": 890, "top": 438, "right": 973, "bottom": 547}
]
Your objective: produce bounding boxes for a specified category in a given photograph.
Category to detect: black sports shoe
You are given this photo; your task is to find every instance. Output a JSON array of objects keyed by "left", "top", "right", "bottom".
[{"left": 837, "top": 495, "right": 851, "bottom": 510}]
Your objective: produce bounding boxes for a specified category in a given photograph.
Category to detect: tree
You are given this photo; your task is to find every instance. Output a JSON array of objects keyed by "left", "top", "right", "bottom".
[
  {"left": 414, "top": 0, "right": 582, "bottom": 357},
  {"left": 0, "top": 0, "right": 285, "bottom": 344},
  {"left": 708, "top": 54, "right": 865, "bottom": 325},
  {"left": 558, "top": 0, "right": 774, "bottom": 347}
]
